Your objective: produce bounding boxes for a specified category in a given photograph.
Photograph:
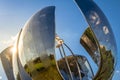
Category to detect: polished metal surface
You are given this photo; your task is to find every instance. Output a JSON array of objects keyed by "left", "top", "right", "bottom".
[
  {"left": 17, "top": 6, "right": 63, "bottom": 80},
  {"left": 57, "top": 55, "right": 94, "bottom": 80},
  {"left": 55, "top": 36, "right": 94, "bottom": 80},
  {"left": 0, "top": 46, "right": 14, "bottom": 80},
  {"left": 13, "top": 29, "right": 22, "bottom": 80},
  {"left": 9, "top": 0, "right": 117, "bottom": 80},
  {"left": 75, "top": 0, "right": 117, "bottom": 79},
  {"left": 80, "top": 27, "right": 100, "bottom": 66}
]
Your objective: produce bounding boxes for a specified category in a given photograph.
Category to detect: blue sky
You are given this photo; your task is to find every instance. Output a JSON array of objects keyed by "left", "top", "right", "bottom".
[{"left": 0, "top": 0, "right": 120, "bottom": 80}]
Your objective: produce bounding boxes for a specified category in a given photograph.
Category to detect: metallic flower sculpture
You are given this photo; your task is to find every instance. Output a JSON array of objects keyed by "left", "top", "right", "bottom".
[{"left": 0, "top": 0, "right": 117, "bottom": 80}]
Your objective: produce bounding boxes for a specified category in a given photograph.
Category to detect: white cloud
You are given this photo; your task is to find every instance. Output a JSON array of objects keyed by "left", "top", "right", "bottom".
[
  {"left": 90, "top": 11, "right": 101, "bottom": 26},
  {"left": 0, "top": 36, "right": 14, "bottom": 46},
  {"left": 1, "top": 33, "right": 18, "bottom": 45},
  {"left": 0, "top": 34, "right": 18, "bottom": 52},
  {"left": 116, "top": 70, "right": 120, "bottom": 73},
  {"left": 103, "top": 26, "right": 109, "bottom": 35}
]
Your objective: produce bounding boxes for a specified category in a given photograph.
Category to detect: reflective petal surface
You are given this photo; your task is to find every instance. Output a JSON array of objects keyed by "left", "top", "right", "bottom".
[
  {"left": 75, "top": 0, "right": 117, "bottom": 79},
  {"left": 13, "top": 30, "right": 22, "bottom": 80},
  {"left": 18, "top": 6, "right": 63, "bottom": 80},
  {"left": 0, "top": 46, "right": 14, "bottom": 80},
  {"left": 80, "top": 27, "right": 100, "bottom": 66}
]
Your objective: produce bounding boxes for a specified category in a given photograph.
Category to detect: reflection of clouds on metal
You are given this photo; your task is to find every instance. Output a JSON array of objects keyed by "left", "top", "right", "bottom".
[
  {"left": 0, "top": 0, "right": 117, "bottom": 80},
  {"left": 89, "top": 11, "right": 100, "bottom": 26},
  {"left": 103, "top": 26, "right": 109, "bottom": 35},
  {"left": 75, "top": 0, "right": 117, "bottom": 80}
]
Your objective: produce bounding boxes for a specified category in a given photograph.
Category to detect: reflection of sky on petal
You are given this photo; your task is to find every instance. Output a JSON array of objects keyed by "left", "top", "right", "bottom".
[
  {"left": 88, "top": 11, "right": 117, "bottom": 58},
  {"left": 88, "top": 8, "right": 117, "bottom": 80},
  {"left": 75, "top": 0, "right": 117, "bottom": 79},
  {"left": 103, "top": 26, "right": 109, "bottom": 35},
  {"left": 89, "top": 11, "right": 100, "bottom": 26},
  {"left": 84, "top": 61, "right": 94, "bottom": 78},
  {"left": 19, "top": 6, "right": 55, "bottom": 66}
]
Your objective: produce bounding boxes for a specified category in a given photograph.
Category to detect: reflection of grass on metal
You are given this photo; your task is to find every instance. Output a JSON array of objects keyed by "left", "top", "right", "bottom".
[
  {"left": 24, "top": 55, "right": 63, "bottom": 80},
  {"left": 94, "top": 46, "right": 114, "bottom": 80}
]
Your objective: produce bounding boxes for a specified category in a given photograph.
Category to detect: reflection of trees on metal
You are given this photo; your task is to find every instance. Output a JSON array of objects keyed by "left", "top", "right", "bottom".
[
  {"left": 75, "top": 0, "right": 117, "bottom": 79},
  {"left": 80, "top": 27, "right": 100, "bottom": 66},
  {"left": 0, "top": 0, "right": 117, "bottom": 80},
  {"left": 80, "top": 27, "right": 115, "bottom": 80},
  {"left": 15, "top": 6, "right": 63, "bottom": 80}
]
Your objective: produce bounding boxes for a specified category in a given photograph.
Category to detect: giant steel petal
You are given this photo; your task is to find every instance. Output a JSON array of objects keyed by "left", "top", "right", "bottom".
[
  {"left": 75, "top": 0, "right": 117, "bottom": 79},
  {"left": 0, "top": 46, "right": 15, "bottom": 80},
  {"left": 18, "top": 6, "right": 63, "bottom": 80}
]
